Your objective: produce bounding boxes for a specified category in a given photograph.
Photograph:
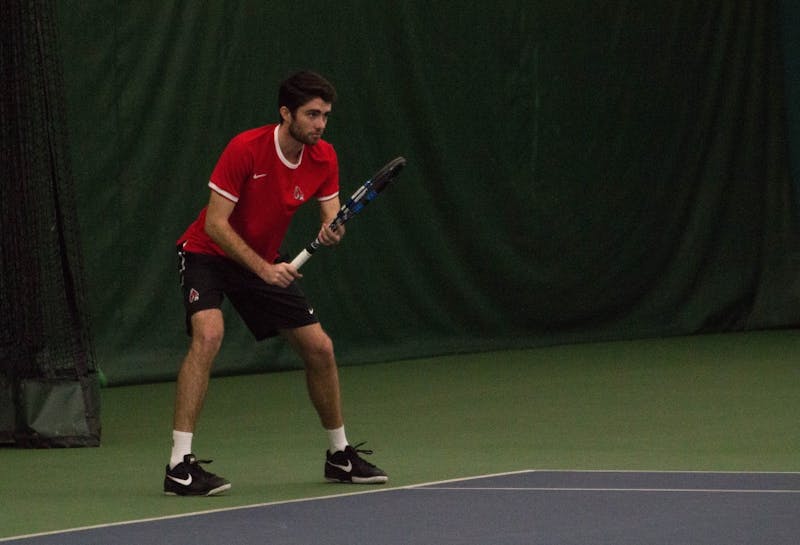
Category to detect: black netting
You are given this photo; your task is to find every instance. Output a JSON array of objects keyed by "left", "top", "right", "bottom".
[{"left": 1, "top": 0, "right": 100, "bottom": 447}]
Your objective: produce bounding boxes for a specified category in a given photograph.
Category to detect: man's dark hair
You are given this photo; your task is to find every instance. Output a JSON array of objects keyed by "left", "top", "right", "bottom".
[{"left": 277, "top": 70, "right": 337, "bottom": 120}]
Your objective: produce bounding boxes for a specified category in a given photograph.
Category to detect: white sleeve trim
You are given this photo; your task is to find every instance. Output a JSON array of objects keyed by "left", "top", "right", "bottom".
[
  {"left": 209, "top": 181, "right": 239, "bottom": 203},
  {"left": 317, "top": 191, "right": 339, "bottom": 202}
]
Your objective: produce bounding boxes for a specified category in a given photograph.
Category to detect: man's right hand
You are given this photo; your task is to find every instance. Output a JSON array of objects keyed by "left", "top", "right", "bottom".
[{"left": 261, "top": 262, "right": 302, "bottom": 288}]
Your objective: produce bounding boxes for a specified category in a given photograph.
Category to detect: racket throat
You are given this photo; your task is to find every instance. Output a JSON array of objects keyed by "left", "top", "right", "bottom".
[{"left": 307, "top": 239, "right": 322, "bottom": 254}]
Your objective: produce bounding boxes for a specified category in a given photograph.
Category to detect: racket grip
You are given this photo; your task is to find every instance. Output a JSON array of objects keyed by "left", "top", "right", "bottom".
[
  {"left": 290, "top": 249, "right": 313, "bottom": 269},
  {"left": 290, "top": 239, "right": 321, "bottom": 269}
]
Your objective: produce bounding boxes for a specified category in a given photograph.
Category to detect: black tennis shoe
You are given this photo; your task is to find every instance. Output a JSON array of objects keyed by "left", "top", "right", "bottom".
[
  {"left": 164, "top": 454, "right": 231, "bottom": 496},
  {"left": 325, "top": 442, "right": 388, "bottom": 484}
]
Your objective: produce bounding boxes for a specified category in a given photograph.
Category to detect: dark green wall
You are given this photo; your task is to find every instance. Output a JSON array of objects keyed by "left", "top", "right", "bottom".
[
  {"left": 780, "top": 0, "right": 800, "bottom": 212},
  {"left": 56, "top": 1, "right": 799, "bottom": 385}
]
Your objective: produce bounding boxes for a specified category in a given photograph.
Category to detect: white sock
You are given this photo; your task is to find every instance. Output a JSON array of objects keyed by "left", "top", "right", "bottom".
[
  {"left": 326, "top": 426, "right": 349, "bottom": 454},
  {"left": 170, "top": 430, "right": 193, "bottom": 469}
]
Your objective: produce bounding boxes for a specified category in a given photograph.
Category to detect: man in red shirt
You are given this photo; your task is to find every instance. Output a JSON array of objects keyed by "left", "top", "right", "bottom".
[{"left": 164, "top": 71, "right": 387, "bottom": 496}]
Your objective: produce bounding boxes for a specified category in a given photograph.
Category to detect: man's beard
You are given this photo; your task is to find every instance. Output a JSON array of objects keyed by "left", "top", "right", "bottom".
[{"left": 288, "top": 121, "right": 321, "bottom": 146}]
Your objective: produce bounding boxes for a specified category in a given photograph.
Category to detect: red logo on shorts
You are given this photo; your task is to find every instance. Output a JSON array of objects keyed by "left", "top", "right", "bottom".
[{"left": 189, "top": 288, "right": 200, "bottom": 303}]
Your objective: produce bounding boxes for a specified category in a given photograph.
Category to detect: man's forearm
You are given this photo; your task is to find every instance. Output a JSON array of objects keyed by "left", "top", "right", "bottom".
[{"left": 205, "top": 219, "right": 269, "bottom": 278}]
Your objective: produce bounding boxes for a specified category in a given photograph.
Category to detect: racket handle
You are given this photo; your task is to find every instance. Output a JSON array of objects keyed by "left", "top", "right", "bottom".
[
  {"left": 289, "top": 239, "right": 321, "bottom": 269},
  {"left": 290, "top": 249, "right": 313, "bottom": 269}
]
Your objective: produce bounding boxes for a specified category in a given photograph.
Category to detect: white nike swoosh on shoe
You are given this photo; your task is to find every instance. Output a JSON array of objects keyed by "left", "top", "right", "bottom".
[
  {"left": 167, "top": 474, "right": 193, "bottom": 486},
  {"left": 327, "top": 460, "right": 352, "bottom": 472}
]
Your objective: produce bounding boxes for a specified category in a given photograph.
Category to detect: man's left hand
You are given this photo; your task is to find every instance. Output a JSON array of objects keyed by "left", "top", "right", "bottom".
[{"left": 317, "top": 222, "right": 345, "bottom": 246}]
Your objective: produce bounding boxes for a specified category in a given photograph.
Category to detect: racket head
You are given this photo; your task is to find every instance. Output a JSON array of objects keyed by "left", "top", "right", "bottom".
[
  {"left": 332, "top": 156, "right": 406, "bottom": 228},
  {"left": 368, "top": 156, "right": 406, "bottom": 194}
]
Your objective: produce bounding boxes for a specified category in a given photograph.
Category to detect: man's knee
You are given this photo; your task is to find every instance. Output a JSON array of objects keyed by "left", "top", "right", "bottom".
[
  {"left": 189, "top": 311, "right": 224, "bottom": 356},
  {"left": 309, "top": 333, "right": 334, "bottom": 361},
  {"left": 301, "top": 332, "right": 336, "bottom": 370}
]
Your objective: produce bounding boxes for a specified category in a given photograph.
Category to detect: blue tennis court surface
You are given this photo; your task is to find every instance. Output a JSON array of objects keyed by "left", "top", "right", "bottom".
[{"left": 4, "top": 470, "right": 799, "bottom": 544}]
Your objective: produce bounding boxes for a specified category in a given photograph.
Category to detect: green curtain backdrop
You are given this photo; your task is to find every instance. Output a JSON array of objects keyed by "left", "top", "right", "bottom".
[
  {"left": 781, "top": 0, "right": 800, "bottom": 211},
  {"left": 55, "top": 1, "right": 799, "bottom": 385}
]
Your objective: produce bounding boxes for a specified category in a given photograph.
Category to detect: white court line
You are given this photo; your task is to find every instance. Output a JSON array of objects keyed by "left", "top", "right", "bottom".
[
  {"left": 2, "top": 471, "right": 536, "bottom": 542},
  {"left": 3, "top": 469, "right": 799, "bottom": 542},
  {"left": 402, "top": 468, "right": 800, "bottom": 489},
  {"left": 418, "top": 486, "right": 800, "bottom": 494},
  {"left": 0, "top": 485, "right": 396, "bottom": 543}
]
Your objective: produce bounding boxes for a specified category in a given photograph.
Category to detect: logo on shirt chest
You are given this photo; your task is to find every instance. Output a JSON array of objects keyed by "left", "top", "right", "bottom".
[{"left": 293, "top": 185, "right": 305, "bottom": 201}]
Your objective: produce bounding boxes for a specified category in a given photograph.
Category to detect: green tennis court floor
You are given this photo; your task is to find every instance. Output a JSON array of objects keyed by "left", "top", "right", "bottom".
[{"left": 2, "top": 330, "right": 799, "bottom": 539}]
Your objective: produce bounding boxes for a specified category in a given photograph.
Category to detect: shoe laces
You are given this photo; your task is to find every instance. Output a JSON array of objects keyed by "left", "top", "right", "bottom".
[
  {"left": 350, "top": 441, "right": 373, "bottom": 455},
  {"left": 185, "top": 455, "right": 217, "bottom": 476},
  {"left": 349, "top": 442, "right": 378, "bottom": 467}
]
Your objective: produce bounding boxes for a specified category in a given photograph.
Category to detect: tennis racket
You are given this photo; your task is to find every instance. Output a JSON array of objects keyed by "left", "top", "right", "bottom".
[{"left": 290, "top": 156, "right": 406, "bottom": 269}]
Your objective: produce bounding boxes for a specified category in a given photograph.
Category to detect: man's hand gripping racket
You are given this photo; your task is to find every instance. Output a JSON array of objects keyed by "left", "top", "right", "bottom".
[{"left": 290, "top": 156, "right": 407, "bottom": 269}]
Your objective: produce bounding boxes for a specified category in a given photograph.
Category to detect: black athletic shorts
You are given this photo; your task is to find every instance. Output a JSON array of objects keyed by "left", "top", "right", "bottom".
[{"left": 177, "top": 245, "right": 319, "bottom": 340}]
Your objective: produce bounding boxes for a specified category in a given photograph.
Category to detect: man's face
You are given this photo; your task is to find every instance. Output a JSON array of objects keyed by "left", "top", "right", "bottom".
[{"left": 286, "top": 97, "right": 332, "bottom": 146}]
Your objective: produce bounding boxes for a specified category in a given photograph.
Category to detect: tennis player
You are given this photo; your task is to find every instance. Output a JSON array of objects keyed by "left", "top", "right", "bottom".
[{"left": 164, "top": 71, "right": 387, "bottom": 496}]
